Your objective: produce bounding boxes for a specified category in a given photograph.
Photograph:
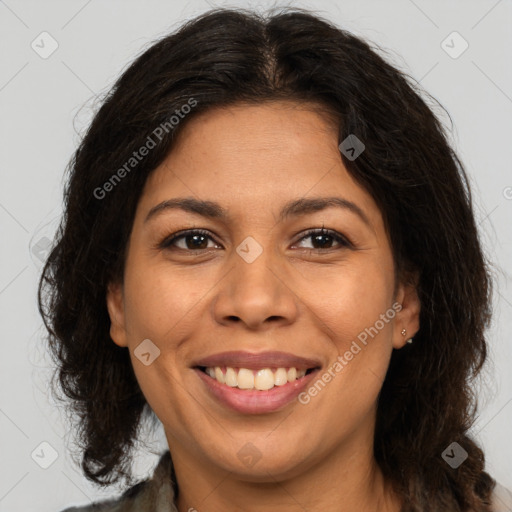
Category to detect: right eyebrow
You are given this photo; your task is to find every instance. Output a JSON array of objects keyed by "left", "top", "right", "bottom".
[
  {"left": 144, "top": 196, "right": 372, "bottom": 229},
  {"left": 145, "top": 198, "right": 227, "bottom": 224}
]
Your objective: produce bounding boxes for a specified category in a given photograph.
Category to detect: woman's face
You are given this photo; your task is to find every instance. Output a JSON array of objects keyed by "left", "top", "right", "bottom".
[{"left": 107, "top": 100, "right": 420, "bottom": 481}]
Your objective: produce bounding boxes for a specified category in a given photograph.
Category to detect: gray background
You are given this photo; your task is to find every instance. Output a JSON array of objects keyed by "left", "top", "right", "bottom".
[{"left": 1, "top": 0, "right": 511, "bottom": 510}]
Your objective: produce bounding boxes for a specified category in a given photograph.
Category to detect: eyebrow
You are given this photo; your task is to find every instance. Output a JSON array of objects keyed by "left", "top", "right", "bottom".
[{"left": 144, "top": 196, "right": 372, "bottom": 228}]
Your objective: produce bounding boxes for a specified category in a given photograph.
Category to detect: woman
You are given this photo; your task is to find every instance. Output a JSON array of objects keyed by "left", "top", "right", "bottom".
[{"left": 38, "top": 7, "right": 511, "bottom": 512}]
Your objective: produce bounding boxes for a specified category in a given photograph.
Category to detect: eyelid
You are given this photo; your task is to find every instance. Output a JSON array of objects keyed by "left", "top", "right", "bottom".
[
  {"left": 292, "top": 227, "right": 352, "bottom": 249},
  {"left": 158, "top": 227, "right": 353, "bottom": 251},
  {"left": 158, "top": 228, "right": 215, "bottom": 250}
]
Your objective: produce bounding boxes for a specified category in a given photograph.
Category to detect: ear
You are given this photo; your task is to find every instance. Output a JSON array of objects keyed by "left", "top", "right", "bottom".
[
  {"left": 106, "top": 280, "right": 128, "bottom": 348},
  {"left": 392, "top": 271, "right": 421, "bottom": 349}
]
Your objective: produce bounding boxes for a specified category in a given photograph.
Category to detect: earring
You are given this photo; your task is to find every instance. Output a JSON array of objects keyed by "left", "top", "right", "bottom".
[{"left": 401, "top": 328, "right": 413, "bottom": 344}]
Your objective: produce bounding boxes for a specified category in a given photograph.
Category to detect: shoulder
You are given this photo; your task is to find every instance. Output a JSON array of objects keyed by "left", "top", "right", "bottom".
[
  {"left": 59, "top": 452, "right": 177, "bottom": 512},
  {"left": 491, "top": 481, "right": 512, "bottom": 512},
  {"left": 60, "top": 502, "right": 121, "bottom": 512},
  {"left": 59, "top": 481, "right": 149, "bottom": 512},
  {"left": 59, "top": 499, "right": 124, "bottom": 511}
]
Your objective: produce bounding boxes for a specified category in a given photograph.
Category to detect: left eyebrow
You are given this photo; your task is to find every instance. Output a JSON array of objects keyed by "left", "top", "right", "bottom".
[
  {"left": 278, "top": 196, "right": 371, "bottom": 228},
  {"left": 144, "top": 196, "right": 372, "bottom": 229},
  {"left": 144, "top": 198, "right": 228, "bottom": 224}
]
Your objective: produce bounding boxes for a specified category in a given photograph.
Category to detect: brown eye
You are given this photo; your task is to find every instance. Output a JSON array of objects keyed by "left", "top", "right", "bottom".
[
  {"left": 158, "top": 227, "right": 351, "bottom": 253},
  {"left": 294, "top": 228, "right": 351, "bottom": 250},
  {"left": 159, "top": 229, "right": 219, "bottom": 251}
]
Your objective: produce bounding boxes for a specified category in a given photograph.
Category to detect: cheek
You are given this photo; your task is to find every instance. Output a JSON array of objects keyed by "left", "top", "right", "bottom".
[
  {"left": 123, "top": 256, "right": 206, "bottom": 342},
  {"left": 304, "top": 270, "right": 396, "bottom": 427},
  {"left": 128, "top": 355, "right": 192, "bottom": 438},
  {"left": 306, "top": 260, "right": 394, "bottom": 336},
  {"left": 304, "top": 259, "right": 396, "bottom": 397}
]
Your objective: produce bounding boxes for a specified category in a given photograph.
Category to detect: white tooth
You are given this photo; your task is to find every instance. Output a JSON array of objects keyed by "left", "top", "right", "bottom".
[
  {"left": 237, "top": 368, "right": 255, "bottom": 389},
  {"left": 287, "top": 367, "right": 297, "bottom": 382},
  {"left": 207, "top": 366, "right": 305, "bottom": 389},
  {"left": 274, "top": 368, "right": 288, "bottom": 386},
  {"left": 254, "top": 368, "right": 275, "bottom": 390},
  {"left": 225, "top": 367, "right": 238, "bottom": 387},
  {"left": 214, "top": 367, "right": 225, "bottom": 384}
]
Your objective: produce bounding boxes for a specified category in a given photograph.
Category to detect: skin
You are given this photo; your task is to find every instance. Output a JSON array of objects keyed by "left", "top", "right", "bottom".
[{"left": 107, "top": 100, "right": 420, "bottom": 512}]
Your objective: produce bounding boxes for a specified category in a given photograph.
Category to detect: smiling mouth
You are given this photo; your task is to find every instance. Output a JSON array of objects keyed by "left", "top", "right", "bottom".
[{"left": 196, "top": 365, "right": 318, "bottom": 391}]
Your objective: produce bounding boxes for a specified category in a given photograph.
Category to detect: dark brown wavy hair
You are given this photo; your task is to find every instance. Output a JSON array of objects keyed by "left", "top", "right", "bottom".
[{"left": 38, "top": 7, "right": 497, "bottom": 511}]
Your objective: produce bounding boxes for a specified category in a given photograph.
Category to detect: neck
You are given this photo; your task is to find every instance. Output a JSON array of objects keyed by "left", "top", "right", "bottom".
[{"left": 169, "top": 428, "right": 402, "bottom": 512}]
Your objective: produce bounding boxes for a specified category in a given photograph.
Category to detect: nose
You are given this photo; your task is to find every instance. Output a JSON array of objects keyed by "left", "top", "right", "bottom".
[{"left": 211, "top": 241, "right": 299, "bottom": 331}]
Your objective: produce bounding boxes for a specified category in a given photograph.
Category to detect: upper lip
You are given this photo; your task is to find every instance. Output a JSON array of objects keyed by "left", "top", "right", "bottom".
[{"left": 192, "top": 350, "right": 322, "bottom": 370}]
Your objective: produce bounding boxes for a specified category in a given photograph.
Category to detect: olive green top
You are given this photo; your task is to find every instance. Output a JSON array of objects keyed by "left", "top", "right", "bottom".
[{"left": 61, "top": 450, "right": 512, "bottom": 512}]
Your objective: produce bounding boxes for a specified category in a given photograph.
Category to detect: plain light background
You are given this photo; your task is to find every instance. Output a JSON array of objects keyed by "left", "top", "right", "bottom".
[{"left": 1, "top": 0, "right": 511, "bottom": 511}]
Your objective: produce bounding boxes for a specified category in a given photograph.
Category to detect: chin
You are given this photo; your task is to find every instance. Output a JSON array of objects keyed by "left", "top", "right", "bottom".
[{"left": 209, "top": 443, "right": 316, "bottom": 482}]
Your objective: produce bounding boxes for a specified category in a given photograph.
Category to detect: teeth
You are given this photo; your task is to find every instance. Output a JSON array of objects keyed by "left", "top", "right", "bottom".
[
  {"left": 225, "top": 367, "right": 238, "bottom": 387},
  {"left": 214, "top": 367, "right": 225, "bottom": 384},
  {"left": 203, "top": 366, "right": 309, "bottom": 390},
  {"left": 274, "top": 368, "right": 288, "bottom": 386},
  {"left": 287, "top": 367, "right": 297, "bottom": 381},
  {"left": 237, "top": 368, "right": 254, "bottom": 389},
  {"left": 254, "top": 368, "right": 274, "bottom": 390}
]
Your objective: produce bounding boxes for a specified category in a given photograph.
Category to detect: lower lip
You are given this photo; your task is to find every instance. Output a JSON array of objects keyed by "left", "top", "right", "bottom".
[{"left": 194, "top": 368, "right": 320, "bottom": 414}]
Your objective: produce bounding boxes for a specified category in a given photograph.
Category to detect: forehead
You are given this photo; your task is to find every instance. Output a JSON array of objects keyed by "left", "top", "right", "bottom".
[
  {"left": 137, "top": 101, "right": 382, "bottom": 231},
  {"left": 171, "top": 100, "right": 340, "bottom": 162}
]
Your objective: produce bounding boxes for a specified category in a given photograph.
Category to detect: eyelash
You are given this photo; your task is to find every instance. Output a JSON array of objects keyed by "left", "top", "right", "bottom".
[{"left": 158, "top": 227, "right": 352, "bottom": 252}]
